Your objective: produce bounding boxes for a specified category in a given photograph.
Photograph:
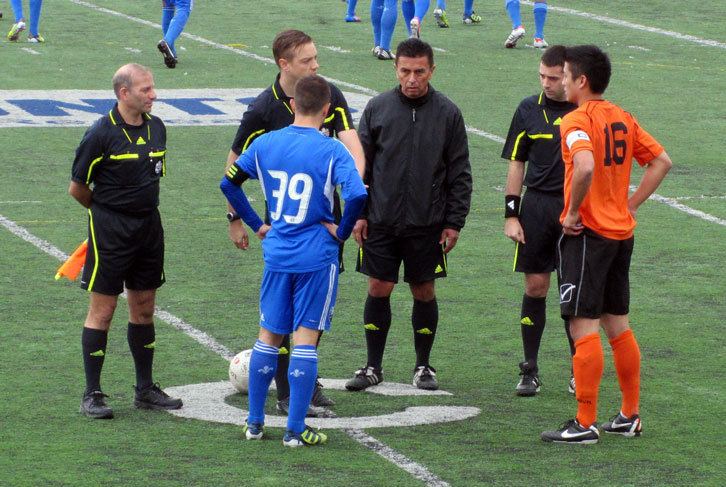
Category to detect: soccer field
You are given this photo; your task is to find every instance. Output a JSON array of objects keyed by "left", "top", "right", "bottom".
[{"left": 1, "top": 1, "right": 724, "bottom": 485}]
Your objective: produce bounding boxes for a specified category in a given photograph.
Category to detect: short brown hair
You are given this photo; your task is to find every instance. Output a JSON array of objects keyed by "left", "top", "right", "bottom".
[
  {"left": 540, "top": 45, "right": 566, "bottom": 68},
  {"left": 272, "top": 30, "right": 313, "bottom": 66},
  {"left": 293, "top": 75, "right": 330, "bottom": 115}
]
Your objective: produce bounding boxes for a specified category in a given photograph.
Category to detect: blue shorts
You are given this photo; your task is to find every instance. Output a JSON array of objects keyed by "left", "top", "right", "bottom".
[
  {"left": 259, "top": 263, "right": 339, "bottom": 335},
  {"left": 162, "top": 0, "right": 193, "bottom": 11}
]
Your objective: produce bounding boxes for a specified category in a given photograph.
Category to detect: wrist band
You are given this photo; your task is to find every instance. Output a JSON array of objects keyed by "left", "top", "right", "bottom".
[{"left": 505, "top": 195, "right": 521, "bottom": 218}]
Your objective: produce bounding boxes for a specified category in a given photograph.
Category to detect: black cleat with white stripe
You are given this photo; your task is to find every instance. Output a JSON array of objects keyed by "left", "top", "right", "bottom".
[
  {"left": 541, "top": 419, "right": 600, "bottom": 444},
  {"left": 345, "top": 366, "right": 383, "bottom": 391},
  {"left": 602, "top": 412, "right": 642, "bottom": 437}
]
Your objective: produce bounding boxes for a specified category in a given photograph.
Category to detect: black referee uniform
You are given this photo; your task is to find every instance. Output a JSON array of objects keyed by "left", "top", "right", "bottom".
[
  {"left": 501, "top": 92, "right": 576, "bottom": 273},
  {"left": 72, "top": 104, "right": 167, "bottom": 295}
]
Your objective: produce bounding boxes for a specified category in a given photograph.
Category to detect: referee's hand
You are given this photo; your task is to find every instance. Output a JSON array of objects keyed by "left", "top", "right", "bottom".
[
  {"left": 229, "top": 220, "right": 249, "bottom": 250},
  {"left": 504, "top": 218, "right": 525, "bottom": 244},
  {"left": 440, "top": 228, "right": 460, "bottom": 254},
  {"left": 352, "top": 219, "right": 368, "bottom": 246}
]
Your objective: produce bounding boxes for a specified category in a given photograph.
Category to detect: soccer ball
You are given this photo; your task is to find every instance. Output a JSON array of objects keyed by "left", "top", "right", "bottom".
[{"left": 229, "top": 349, "right": 253, "bottom": 393}]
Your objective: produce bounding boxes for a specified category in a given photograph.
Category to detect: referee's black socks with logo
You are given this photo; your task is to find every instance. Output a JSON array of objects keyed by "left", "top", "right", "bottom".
[
  {"left": 520, "top": 295, "right": 547, "bottom": 368},
  {"left": 82, "top": 327, "right": 108, "bottom": 394},
  {"left": 412, "top": 299, "right": 439, "bottom": 367},
  {"left": 364, "top": 295, "right": 392, "bottom": 369},
  {"left": 127, "top": 322, "right": 155, "bottom": 390}
]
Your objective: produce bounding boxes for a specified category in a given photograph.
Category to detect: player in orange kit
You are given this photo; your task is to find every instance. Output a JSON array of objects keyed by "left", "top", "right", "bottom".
[{"left": 541, "top": 45, "right": 672, "bottom": 444}]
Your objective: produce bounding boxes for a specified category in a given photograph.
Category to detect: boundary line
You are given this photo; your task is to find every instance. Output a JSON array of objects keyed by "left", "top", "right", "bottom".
[
  {"left": 67, "top": 0, "right": 724, "bottom": 228},
  {"left": 0, "top": 213, "right": 450, "bottom": 487},
  {"left": 521, "top": 1, "right": 726, "bottom": 49}
]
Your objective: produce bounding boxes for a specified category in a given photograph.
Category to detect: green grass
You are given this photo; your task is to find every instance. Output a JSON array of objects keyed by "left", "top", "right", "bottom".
[{"left": 1, "top": 1, "right": 724, "bottom": 485}]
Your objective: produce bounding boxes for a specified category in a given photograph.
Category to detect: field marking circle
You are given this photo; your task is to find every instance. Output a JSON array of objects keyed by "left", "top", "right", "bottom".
[{"left": 165, "top": 381, "right": 480, "bottom": 429}]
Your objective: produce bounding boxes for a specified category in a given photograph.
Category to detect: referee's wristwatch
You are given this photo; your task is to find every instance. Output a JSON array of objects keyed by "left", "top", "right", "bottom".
[{"left": 226, "top": 211, "right": 241, "bottom": 223}]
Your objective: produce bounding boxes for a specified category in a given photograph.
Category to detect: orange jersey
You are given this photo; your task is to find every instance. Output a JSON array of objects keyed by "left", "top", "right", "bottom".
[{"left": 559, "top": 100, "right": 664, "bottom": 240}]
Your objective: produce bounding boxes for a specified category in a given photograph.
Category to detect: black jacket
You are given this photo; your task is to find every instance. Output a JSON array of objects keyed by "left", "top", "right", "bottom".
[{"left": 359, "top": 86, "right": 472, "bottom": 234}]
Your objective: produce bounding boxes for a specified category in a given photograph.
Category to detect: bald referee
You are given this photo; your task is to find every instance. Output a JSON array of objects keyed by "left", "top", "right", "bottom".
[{"left": 69, "top": 63, "right": 182, "bottom": 419}]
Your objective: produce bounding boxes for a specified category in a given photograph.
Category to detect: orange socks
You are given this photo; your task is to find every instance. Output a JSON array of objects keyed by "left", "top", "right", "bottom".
[
  {"left": 573, "top": 333, "right": 603, "bottom": 428},
  {"left": 610, "top": 329, "right": 641, "bottom": 417}
]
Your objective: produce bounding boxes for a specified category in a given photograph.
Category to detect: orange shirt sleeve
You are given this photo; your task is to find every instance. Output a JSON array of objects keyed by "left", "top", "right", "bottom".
[
  {"left": 630, "top": 116, "right": 664, "bottom": 166},
  {"left": 560, "top": 111, "right": 594, "bottom": 158}
]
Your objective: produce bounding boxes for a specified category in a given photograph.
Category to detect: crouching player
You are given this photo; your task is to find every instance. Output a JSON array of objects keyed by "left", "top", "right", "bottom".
[{"left": 220, "top": 75, "right": 367, "bottom": 447}]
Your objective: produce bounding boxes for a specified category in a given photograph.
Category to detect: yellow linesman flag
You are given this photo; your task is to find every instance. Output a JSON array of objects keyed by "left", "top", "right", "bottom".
[{"left": 55, "top": 239, "right": 88, "bottom": 281}]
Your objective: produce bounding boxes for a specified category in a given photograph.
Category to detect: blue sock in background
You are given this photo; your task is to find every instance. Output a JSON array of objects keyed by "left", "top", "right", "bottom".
[
  {"left": 401, "top": 0, "right": 415, "bottom": 35},
  {"left": 10, "top": 0, "right": 23, "bottom": 23},
  {"left": 161, "top": 5, "right": 174, "bottom": 36},
  {"left": 163, "top": 0, "right": 192, "bottom": 56},
  {"left": 246, "top": 340, "right": 279, "bottom": 425},
  {"left": 533, "top": 1, "right": 548, "bottom": 39},
  {"left": 347, "top": 0, "right": 358, "bottom": 18},
  {"left": 414, "top": 0, "right": 430, "bottom": 20},
  {"left": 28, "top": 0, "right": 42, "bottom": 37},
  {"left": 380, "top": 0, "right": 398, "bottom": 50},
  {"left": 506, "top": 0, "right": 522, "bottom": 29},
  {"left": 437, "top": 0, "right": 446, "bottom": 10},
  {"left": 286, "top": 345, "right": 318, "bottom": 434},
  {"left": 371, "top": 0, "right": 384, "bottom": 47},
  {"left": 464, "top": 0, "right": 474, "bottom": 17}
]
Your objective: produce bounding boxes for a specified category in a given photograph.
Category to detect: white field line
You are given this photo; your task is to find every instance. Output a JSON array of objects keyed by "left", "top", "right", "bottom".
[
  {"left": 629, "top": 186, "right": 726, "bottom": 226},
  {"left": 0, "top": 210, "right": 451, "bottom": 486},
  {"left": 67, "top": 0, "right": 723, "bottom": 228},
  {"left": 521, "top": 1, "right": 726, "bottom": 49},
  {"left": 0, "top": 214, "right": 237, "bottom": 357}
]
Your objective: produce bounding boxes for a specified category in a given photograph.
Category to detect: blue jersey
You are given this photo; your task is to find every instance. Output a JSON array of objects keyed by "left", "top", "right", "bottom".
[{"left": 234, "top": 125, "right": 366, "bottom": 273}]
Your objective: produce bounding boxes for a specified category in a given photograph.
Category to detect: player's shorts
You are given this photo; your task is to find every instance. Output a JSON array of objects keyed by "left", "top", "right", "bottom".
[
  {"left": 259, "top": 262, "right": 339, "bottom": 335},
  {"left": 356, "top": 226, "right": 447, "bottom": 284},
  {"left": 557, "top": 229, "right": 633, "bottom": 319},
  {"left": 162, "top": 0, "right": 194, "bottom": 11},
  {"left": 514, "top": 188, "right": 564, "bottom": 274},
  {"left": 81, "top": 204, "right": 165, "bottom": 296}
]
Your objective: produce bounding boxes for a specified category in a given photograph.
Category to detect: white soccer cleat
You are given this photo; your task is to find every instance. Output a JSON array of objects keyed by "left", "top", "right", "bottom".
[
  {"left": 533, "top": 37, "right": 549, "bottom": 48},
  {"left": 409, "top": 17, "right": 421, "bottom": 38},
  {"left": 505, "top": 26, "right": 526, "bottom": 48}
]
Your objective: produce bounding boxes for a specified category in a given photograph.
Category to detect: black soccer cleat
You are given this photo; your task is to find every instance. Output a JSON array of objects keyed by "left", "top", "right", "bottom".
[
  {"left": 345, "top": 366, "right": 383, "bottom": 391},
  {"left": 311, "top": 378, "right": 335, "bottom": 407},
  {"left": 602, "top": 412, "right": 642, "bottom": 437},
  {"left": 134, "top": 383, "right": 183, "bottom": 410},
  {"left": 413, "top": 365, "right": 439, "bottom": 390},
  {"left": 541, "top": 419, "right": 600, "bottom": 444},
  {"left": 516, "top": 361, "right": 541, "bottom": 396},
  {"left": 80, "top": 390, "right": 114, "bottom": 419},
  {"left": 157, "top": 39, "right": 177, "bottom": 69}
]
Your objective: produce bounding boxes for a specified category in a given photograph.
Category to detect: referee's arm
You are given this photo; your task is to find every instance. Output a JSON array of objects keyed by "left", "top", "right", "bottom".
[{"left": 69, "top": 181, "right": 92, "bottom": 209}]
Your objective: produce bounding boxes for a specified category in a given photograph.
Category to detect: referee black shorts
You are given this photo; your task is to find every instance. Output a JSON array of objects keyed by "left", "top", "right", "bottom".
[
  {"left": 514, "top": 188, "right": 564, "bottom": 274},
  {"left": 356, "top": 226, "right": 447, "bottom": 284},
  {"left": 81, "top": 204, "right": 165, "bottom": 295},
  {"left": 557, "top": 229, "right": 633, "bottom": 319}
]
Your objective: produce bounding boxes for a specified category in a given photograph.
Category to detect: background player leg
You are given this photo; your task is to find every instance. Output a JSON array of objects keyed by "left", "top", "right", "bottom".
[
  {"left": 462, "top": 0, "right": 480, "bottom": 25},
  {"left": 432, "top": 0, "right": 448, "bottom": 28},
  {"left": 27, "top": 0, "right": 42, "bottom": 41},
  {"left": 370, "top": 0, "right": 384, "bottom": 55},
  {"left": 401, "top": 0, "right": 415, "bottom": 37},
  {"left": 345, "top": 0, "right": 360, "bottom": 22},
  {"left": 377, "top": 0, "right": 398, "bottom": 59},
  {"left": 7, "top": 0, "right": 25, "bottom": 41},
  {"left": 504, "top": 0, "right": 525, "bottom": 48},
  {"left": 532, "top": 1, "right": 548, "bottom": 47}
]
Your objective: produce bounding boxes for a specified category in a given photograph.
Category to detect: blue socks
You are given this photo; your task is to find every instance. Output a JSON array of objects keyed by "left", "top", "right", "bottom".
[
  {"left": 346, "top": 0, "right": 358, "bottom": 19},
  {"left": 161, "top": 6, "right": 174, "bottom": 36},
  {"left": 437, "top": 0, "right": 446, "bottom": 9},
  {"left": 464, "top": 0, "right": 474, "bottom": 17},
  {"left": 533, "top": 1, "right": 548, "bottom": 39},
  {"left": 414, "top": 0, "right": 430, "bottom": 20},
  {"left": 163, "top": 0, "right": 192, "bottom": 56},
  {"left": 246, "top": 340, "right": 279, "bottom": 425},
  {"left": 370, "top": 0, "right": 384, "bottom": 47},
  {"left": 286, "top": 345, "right": 318, "bottom": 434},
  {"left": 380, "top": 0, "right": 398, "bottom": 50},
  {"left": 9, "top": 0, "right": 23, "bottom": 23},
  {"left": 401, "top": 0, "right": 415, "bottom": 36},
  {"left": 505, "top": 0, "right": 522, "bottom": 29},
  {"left": 28, "top": 0, "right": 42, "bottom": 36}
]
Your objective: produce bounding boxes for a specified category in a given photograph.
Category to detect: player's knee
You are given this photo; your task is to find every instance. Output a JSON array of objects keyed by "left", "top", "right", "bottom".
[
  {"left": 368, "top": 278, "right": 395, "bottom": 297},
  {"left": 410, "top": 281, "right": 435, "bottom": 301},
  {"left": 524, "top": 274, "right": 550, "bottom": 297}
]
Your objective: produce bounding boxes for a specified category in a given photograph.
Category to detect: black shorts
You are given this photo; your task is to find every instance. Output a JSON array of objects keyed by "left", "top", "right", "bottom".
[
  {"left": 356, "top": 227, "right": 447, "bottom": 284},
  {"left": 514, "top": 189, "right": 563, "bottom": 274},
  {"left": 557, "top": 229, "right": 633, "bottom": 319},
  {"left": 81, "top": 204, "right": 165, "bottom": 295}
]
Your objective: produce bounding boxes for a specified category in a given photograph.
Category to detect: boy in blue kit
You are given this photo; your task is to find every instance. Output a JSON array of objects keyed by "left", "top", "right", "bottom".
[{"left": 220, "top": 75, "right": 367, "bottom": 447}]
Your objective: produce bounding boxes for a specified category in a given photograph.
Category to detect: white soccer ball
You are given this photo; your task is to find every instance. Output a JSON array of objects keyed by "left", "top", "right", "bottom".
[{"left": 229, "top": 349, "right": 253, "bottom": 393}]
